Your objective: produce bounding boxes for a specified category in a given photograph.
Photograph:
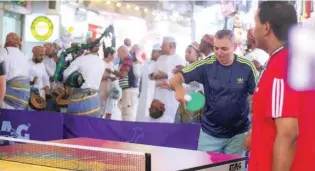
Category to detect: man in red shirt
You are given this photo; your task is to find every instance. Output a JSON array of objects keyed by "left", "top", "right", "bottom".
[{"left": 248, "top": 2, "right": 315, "bottom": 171}]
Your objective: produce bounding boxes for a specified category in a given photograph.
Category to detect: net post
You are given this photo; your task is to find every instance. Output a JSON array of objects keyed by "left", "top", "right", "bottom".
[{"left": 145, "top": 153, "right": 151, "bottom": 171}]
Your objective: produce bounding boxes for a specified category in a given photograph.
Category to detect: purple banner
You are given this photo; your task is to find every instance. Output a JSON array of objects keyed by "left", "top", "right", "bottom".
[
  {"left": 0, "top": 109, "right": 200, "bottom": 150},
  {"left": 63, "top": 114, "right": 200, "bottom": 150},
  {"left": 0, "top": 109, "right": 63, "bottom": 141}
]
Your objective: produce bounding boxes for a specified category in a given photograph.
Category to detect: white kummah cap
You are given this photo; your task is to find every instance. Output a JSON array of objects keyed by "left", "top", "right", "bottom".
[
  {"left": 163, "top": 36, "right": 176, "bottom": 43},
  {"left": 152, "top": 44, "right": 161, "bottom": 51}
]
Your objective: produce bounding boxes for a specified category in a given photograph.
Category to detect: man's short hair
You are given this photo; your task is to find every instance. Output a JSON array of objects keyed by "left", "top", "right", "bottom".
[
  {"left": 118, "top": 45, "right": 129, "bottom": 54},
  {"left": 214, "top": 29, "right": 235, "bottom": 44},
  {"left": 163, "top": 36, "right": 177, "bottom": 48},
  {"left": 124, "top": 38, "right": 131, "bottom": 47},
  {"left": 258, "top": 1, "right": 297, "bottom": 42}
]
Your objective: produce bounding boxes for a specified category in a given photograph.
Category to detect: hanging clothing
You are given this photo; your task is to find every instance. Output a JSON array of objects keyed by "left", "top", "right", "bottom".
[
  {"left": 28, "top": 60, "right": 50, "bottom": 98},
  {"left": 0, "top": 47, "right": 30, "bottom": 110},
  {"left": 136, "top": 60, "right": 157, "bottom": 121},
  {"left": 146, "top": 54, "right": 186, "bottom": 123},
  {"left": 63, "top": 53, "right": 105, "bottom": 117}
]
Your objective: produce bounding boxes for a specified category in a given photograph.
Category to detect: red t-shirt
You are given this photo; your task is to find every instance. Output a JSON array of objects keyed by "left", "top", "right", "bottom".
[{"left": 249, "top": 48, "right": 315, "bottom": 171}]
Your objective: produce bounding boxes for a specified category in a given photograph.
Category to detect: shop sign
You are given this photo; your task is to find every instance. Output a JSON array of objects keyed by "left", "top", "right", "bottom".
[
  {"left": 30, "top": 16, "right": 54, "bottom": 41},
  {"left": 88, "top": 24, "right": 103, "bottom": 39}
]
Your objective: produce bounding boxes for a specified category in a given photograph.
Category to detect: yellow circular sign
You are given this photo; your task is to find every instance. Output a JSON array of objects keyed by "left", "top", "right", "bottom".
[
  {"left": 30, "top": 16, "right": 54, "bottom": 41},
  {"left": 67, "top": 26, "right": 74, "bottom": 33}
]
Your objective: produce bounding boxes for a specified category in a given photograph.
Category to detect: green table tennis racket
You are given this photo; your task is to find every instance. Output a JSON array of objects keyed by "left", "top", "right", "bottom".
[{"left": 184, "top": 91, "right": 205, "bottom": 112}]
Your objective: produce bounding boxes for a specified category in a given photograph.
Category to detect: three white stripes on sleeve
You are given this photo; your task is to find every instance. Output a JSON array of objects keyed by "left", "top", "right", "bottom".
[{"left": 272, "top": 78, "right": 284, "bottom": 118}]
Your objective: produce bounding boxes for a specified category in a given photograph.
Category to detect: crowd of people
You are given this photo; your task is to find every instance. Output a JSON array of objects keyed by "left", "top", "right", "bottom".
[{"left": 0, "top": 1, "right": 314, "bottom": 171}]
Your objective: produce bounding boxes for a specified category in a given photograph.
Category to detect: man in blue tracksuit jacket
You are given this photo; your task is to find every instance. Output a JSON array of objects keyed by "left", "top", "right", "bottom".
[{"left": 170, "top": 29, "right": 257, "bottom": 155}]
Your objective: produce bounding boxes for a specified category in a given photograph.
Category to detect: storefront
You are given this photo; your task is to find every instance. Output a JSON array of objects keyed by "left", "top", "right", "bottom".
[
  {"left": 101, "top": 12, "right": 148, "bottom": 46},
  {"left": 193, "top": 0, "right": 259, "bottom": 55},
  {"left": 59, "top": 1, "right": 192, "bottom": 58},
  {"left": 1, "top": 11, "right": 22, "bottom": 45},
  {"left": 60, "top": 3, "right": 88, "bottom": 43},
  {"left": 298, "top": 0, "right": 314, "bottom": 22},
  {"left": 194, "top": 0, "right": 257, "bottom": 41},
  {"left": 0, "top": 1, "right": 31, "bottom": 46},
  {"left": 59, "top": 2, "right": 146, "bottom": 52}
]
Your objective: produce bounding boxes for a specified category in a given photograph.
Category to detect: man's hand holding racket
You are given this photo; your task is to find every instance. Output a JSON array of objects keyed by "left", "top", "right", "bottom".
[
  {"left": 174, "top": 86, "right": 187, "bottom": 110},
  {"left": 172, "top": 65, "right": 185, "bottom": 74},
  {"left": 170, "top": 73, "right": 187, "bottom": 110}
]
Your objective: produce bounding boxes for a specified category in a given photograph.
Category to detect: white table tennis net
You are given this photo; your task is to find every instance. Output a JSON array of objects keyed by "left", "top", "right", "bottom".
[{"left": 0, "top": 136, "right": 150, "bottom": 171}]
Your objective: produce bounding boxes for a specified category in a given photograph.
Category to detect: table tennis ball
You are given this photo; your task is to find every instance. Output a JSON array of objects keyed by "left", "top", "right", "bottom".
[{"left": 184, "top": 95, "right": 192, "bottom": 102}]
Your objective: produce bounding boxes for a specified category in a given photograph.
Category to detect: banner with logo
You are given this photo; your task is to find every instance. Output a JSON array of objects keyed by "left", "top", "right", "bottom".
[
  {"left": 24, "top": 14, "right": 60, "bottom": 42},
  {"left": 0, "top": 109, "right": 63, "bottom": 141},
  {"left": 0, "top": 110, "right": 200, "bottom": 150},
  {"left": 63, "top": 114, "right": 200, "bottom": 150},
  {"left": 88, "top": 24, "right": 103, "bottom": 39}
]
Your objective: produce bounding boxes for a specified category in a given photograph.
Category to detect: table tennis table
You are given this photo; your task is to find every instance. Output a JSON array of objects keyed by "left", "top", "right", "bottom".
[{"left": 0, "top": 137, "right": 247, "bottom": 171}]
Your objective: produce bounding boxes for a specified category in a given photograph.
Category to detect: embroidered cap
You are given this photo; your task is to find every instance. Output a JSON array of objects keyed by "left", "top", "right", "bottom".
[
  {"left": 152, "top": 44, "right": 161, "bottom": 51},
  {"left": 163, "top": 36, "right": 176, "bottom": 43},
  {"left": 5, "top": 33, "right": 21, "bottom": 48},
  {"left": 190, "top": 41, "right": 200, "bottom": 51}
]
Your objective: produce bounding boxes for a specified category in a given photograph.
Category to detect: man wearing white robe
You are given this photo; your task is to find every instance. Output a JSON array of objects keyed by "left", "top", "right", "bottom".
[
  {"left": 46, "top": 38, "right": 69, "bottom": 79},
  {"left": 43, "top": 43, "right": 58, "bottom": 80},
  {"left": 147, "top": 37, "right": 186, "bottom": 123},
  {"left": 63, "top": 38, "right": 105, "bottom": 117},
  {"left": 29, "top": 46, "right": 50, "bottom": 99},
  {"left": 0, "top": 33, "right": 30, "bottom": 110},
  {"left": 43, "top": 56, "right": 57, "bottom": 79},
  {"left": 136, "top": 44, "right": 161, "bottom": 121}
]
